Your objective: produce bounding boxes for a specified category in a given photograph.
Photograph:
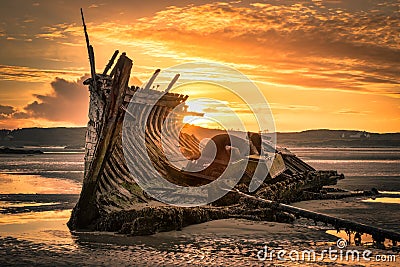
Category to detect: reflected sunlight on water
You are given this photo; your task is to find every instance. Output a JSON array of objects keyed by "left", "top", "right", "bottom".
[
  {"left": 0, "top": 173, "right": 81, "bottom": 194},
  {"left": 326, "top": 230, "right": 394, "bottom": 248},
  {"left": 0, "top": 210, "right": 71, "bottom": 226},
  {"left": 362, "top": 197, "right": 400, "bottom": 204}
]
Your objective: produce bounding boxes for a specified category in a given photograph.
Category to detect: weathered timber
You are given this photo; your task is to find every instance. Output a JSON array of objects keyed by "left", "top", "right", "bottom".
[
  {"left": 68, "top": 54, "right": 132, "bottom": 229},
  {"left": 144, "top": 69, "right": 160, "bottom": 90},
  {"left": 234, "top": 189, "right": 400, "bottom": 243},
  {"left": 166, "top": 74, "right": 180, "bottom": 92},
  {"left": 103, "top": 50, "right": 119, "bottom": 75},
  {"left": 80, "top": 8, "right": 97, "bottom": 92}
]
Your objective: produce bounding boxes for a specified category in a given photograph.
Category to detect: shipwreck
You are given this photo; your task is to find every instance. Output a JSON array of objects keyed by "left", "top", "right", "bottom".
[{"left": 68, "top": 10, "right": 400, "bottom": 245}]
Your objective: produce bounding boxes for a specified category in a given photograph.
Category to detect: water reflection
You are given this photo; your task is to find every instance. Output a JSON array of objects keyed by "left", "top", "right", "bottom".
[
  {"left": 326, "top": 230, "right": 394, "bottom": 248},
  {"left": 362, "top": 197, "right": 400, "bottom": 204},
  {"left": 0, "top": 173, "right": 81, "bottom": 194}
]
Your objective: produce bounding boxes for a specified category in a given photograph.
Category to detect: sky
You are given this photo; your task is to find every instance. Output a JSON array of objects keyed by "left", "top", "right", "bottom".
[{"left": 0, "top": 0, "right": 399, "bottom": 132}]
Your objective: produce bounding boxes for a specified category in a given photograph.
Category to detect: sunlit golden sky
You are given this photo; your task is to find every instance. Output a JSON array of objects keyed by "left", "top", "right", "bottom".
[{"left": 0, "top": 0, "right": 399, "bottom": 132}]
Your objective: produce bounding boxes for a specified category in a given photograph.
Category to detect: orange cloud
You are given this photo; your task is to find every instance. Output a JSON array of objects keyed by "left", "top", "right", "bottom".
[
  {"left": 0, "top": 65, "right": 83, "bottom": 83},
  {"left": 35, "top": 1, "right": 399, "bottom": 97},
  {"left": 0, "top": 76, "right": 89, "bottom": 128}
]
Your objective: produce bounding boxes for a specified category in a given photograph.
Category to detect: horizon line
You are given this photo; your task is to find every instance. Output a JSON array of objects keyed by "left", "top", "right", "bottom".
[{"left": 1, "top": 126, "right": 399, "bottom": 135}]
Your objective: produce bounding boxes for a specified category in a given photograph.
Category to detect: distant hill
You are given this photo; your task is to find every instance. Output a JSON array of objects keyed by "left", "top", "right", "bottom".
[
  {"left": 277, "top": 129, "right": 400, "bottom": 148},
  {"left": 0, "top": 127, "right": 86, "bottom": 148},
  {"left": 0, "top": 126, "right": 399, "bottom": 148},
  {"left": 182, "top": 126, "right": 400, "bottom": 148}
]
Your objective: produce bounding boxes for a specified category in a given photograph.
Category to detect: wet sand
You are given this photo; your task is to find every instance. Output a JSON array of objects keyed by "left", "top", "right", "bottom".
[
  {"left": 1, "top": 196, "right": 399, "bottom": 266},
  {"left": 0, "top": 214, "right": 336, "bottom": 266}
]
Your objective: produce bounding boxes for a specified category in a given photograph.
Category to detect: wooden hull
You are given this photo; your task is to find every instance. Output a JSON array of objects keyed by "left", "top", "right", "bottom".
[{"left": 68, "top": 52, "right": 335, "bottom": 230}]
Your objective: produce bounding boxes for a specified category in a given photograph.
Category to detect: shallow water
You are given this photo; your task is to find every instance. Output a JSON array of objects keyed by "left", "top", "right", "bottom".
[
  {"left": 291, "top": 147, "right": 400, "bottom": 191},
  {"left": 0, "top": 152, "right": 84, "bottom": 181}
]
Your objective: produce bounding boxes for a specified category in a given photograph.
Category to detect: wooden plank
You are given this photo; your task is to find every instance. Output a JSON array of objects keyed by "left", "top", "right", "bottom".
[
  {"left": 69, "top": 54, "right": 133, "bottom": 229},
  {"left": 234, "top": 190, "right": 400, "bottom": 243}
]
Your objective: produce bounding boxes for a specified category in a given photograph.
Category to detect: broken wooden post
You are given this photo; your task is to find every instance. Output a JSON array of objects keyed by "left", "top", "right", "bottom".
[
  {"left": 234, "top": 189, "right": 400, "bottom": 243},
  {"left": 80, "top": 8, "right": 97, "bottom": 92},
  {"left": 103, "top": 50, "right": 119, "bottom": 75},
  {"left": 165, "top": 74, "right": 180, "bottom": 92},
  {"left": 144, "top": 69, "right": 161, "bottom": 90}
]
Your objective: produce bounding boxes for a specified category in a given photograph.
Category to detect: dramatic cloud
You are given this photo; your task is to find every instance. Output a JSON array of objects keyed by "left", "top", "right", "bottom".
[
  {"left": 0, "top": 104, "right": 15, "bottom": 120},
  {"left": 0, "top": 104, "right": 15, "bottom": 115},
  {"left": 0, "top": 65, "right": 83, "bottom": 83},
  {"left": 0, "top": 75, "right": 89, "bottom": 127},
  {"left": 133, "top": 1, "right": 399, "bottom": 95},
  {"left": 33, "top": 1, "right": 399, "bottom": 96},
  {"left": 22, "top": 76, "right": 89, "bottom": 124}
]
